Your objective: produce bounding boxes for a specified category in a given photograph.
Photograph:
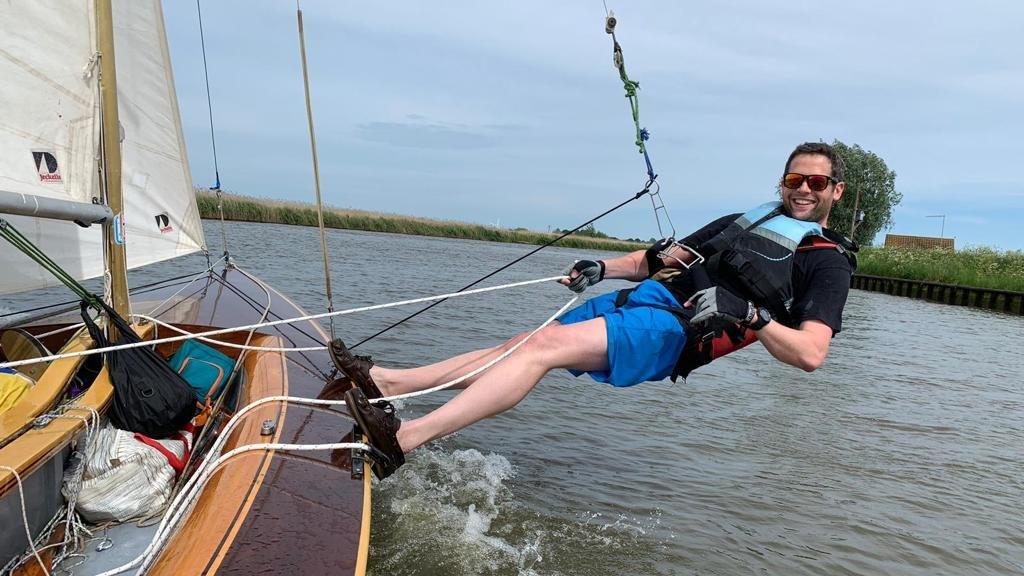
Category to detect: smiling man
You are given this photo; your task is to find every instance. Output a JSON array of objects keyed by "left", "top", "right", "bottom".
[{"left": 338, "top": 141, "right": 858, "bottom": 480}]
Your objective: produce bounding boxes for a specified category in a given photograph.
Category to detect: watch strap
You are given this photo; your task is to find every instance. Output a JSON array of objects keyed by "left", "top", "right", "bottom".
[{"left": 748, "top": 306, "right": 772, "bottom": 331}]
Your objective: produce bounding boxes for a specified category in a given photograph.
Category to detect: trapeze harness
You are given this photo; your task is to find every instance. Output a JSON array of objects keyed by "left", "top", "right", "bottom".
[{"left": 617, "top": 201, "right": 857, "bottom": 381}]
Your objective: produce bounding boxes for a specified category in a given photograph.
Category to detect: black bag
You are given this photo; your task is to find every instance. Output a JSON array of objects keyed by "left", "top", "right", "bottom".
[{"left": 81, "top": 302, "right": 197, "bottom": 439}]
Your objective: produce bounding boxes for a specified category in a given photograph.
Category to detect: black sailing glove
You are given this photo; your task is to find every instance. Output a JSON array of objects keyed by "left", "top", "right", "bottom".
[
  {"left": 563, "top": 260, "right": 605, "bottom": 293},
  {"left": 685, "top": 286, "right": 755, "bottom": 329}
]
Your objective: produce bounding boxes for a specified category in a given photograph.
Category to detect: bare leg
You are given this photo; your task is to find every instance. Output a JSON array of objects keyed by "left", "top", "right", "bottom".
[
  {"left": 396, "top": 317, "right": 608, "bottom": 453},
  {"left": 370, "top": 331, "right": 536, "bottom": 396}
]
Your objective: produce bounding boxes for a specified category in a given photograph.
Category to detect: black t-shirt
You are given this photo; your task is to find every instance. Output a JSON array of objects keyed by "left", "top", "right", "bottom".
[{"left": 671, "top": 213, "right": 852, "bottom": 335}]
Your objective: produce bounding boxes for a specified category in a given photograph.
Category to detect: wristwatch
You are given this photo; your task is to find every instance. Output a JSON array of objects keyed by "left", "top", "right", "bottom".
[{"left": 748, "top": 306, "right": 772, "bottom": 331}]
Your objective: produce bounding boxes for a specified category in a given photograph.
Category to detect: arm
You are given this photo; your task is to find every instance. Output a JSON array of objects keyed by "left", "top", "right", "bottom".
[
  {"left": 752, "top": 316, "right": 833, "bottom": 372},
  {"left": 562, "top": 242, "right": 701, "bottom": 287},
  {"left": 561, "top": 214, "right": 736, "bottom": 290},
  {"left": 683, "top": 254, "right": 850, "bottom": 371},
  {"left": 602, "top": 242, "right": 700, "bottom": 281},
  {"left": 758, "top": 252, "right": 853, "bottom": 371}
]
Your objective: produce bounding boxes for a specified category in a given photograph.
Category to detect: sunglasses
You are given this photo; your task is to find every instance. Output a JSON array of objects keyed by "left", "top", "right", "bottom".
[{"left": 782, "top": 172, "right": 838, "bottom": 192}]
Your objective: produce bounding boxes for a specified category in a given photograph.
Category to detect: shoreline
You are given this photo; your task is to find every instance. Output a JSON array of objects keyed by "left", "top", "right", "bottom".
[
  {"left": 197, "top": 191, "right": 1024, "bottom": 293},
  {"left": 196, "top": 191, "right": 646, "bottom": 253}
]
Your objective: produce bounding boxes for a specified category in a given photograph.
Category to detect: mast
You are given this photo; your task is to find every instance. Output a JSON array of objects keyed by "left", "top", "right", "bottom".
[{"left": 96, "top": 0, "right": 130, "bottom": 318}]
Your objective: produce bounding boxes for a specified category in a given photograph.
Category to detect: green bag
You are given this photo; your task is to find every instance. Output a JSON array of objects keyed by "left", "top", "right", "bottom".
[{"left": 168, "top": 340, "right": 236, "bottom": 408}]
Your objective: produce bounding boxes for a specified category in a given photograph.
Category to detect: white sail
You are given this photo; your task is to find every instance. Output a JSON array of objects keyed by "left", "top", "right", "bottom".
[
  {"left": 0, "top": 1, "right": 103, "bottom": 294},
  {"left": 113, "top": 0, "right": 205, "bottom": 272},
  {"left": 0, "top": 0, "right": 205, "bottom": 296}
]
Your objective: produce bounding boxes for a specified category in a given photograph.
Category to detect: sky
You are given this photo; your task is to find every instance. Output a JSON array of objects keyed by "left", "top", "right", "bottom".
[{"left": 162, "top": 1, "right": 1024, "bottom": 250}]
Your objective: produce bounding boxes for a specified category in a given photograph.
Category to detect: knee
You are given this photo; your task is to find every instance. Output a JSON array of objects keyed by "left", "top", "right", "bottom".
[
  {"left": 500, "top": 332, "right": 531, "bottom": 352},
  {"left": 514, "top": 325, "right": 564, "bottom": 359}
]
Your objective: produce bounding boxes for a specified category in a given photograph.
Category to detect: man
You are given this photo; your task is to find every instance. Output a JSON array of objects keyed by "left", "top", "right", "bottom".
[{"left": 338, "top": 142, "right": 857, "bottom": 479}]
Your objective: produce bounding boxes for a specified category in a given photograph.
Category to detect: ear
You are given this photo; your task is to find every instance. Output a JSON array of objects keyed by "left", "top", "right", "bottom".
[{"left": 833, "top": 181, "right": 845, "bottom": 203}]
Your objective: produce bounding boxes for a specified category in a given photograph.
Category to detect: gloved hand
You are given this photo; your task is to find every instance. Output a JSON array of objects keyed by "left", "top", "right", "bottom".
[
  {"left": 684, "top": 286, "right": 754, "bottom": 328},
  {"left": 562, "top": 260, "right": 605, "bottom": 293}
]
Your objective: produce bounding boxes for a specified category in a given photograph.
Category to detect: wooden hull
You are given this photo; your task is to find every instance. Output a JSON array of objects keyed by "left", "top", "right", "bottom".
[{"left": 0, "top": 268, "right": 369, "bottom": 575}]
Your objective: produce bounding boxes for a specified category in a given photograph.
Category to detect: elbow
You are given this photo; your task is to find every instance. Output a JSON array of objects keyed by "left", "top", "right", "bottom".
[{"left": 797, "top": 350, "right": 826, "bottom": 372}]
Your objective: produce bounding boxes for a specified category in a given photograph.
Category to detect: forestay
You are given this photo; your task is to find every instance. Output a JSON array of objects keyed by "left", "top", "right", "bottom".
[{"left": 0, "top": 0, "right": 204, "bottom": 295}]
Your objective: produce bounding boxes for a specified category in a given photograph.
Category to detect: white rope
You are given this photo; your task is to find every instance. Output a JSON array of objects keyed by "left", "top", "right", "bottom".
[
  {"left": 92, "top": 288, "right": 577, "bottom": 575},
  {"left": 10, "top": 274, "right": 575, "bottom": 574},
  {"left": 135, "top": 290, "right": 578, "bottom": 361},
  {"left": 36, "top": 322, "right": 84, "bottom": 339},
  {"left": 148, "top": 292, "right": 576, "bottom": 553},
  {"left": 131, "top": 441, "right": 369, "bottom": 575},
  {"left": 381, "top": 294, "right": 579, "bottom": 402},
  {"left": 92, "top": 439, "right": 369, "bottom": 576},
  {"left": 1, "top": 405, "right": 100, "bottom": 575},
  {"left": 0, "top": 465, "right": 51, "bottom": 576},
  {"left": 130, "top": 316, "right": 323, "bottom": 352},
  {"left": 0, "top": 275, "right": 567, "bottom": 370},
  {"left": 94, "top": 393, "right": 387, "bottom": 576}
]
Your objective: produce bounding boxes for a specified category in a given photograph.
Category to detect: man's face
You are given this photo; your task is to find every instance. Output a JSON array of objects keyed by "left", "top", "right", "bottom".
[{"left": 780, "top": 153, "right": 845, "bottom": 226}]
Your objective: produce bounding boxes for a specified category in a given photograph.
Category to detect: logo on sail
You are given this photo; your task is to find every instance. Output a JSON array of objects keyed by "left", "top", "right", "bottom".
[
  {"left": 155, "top": 213, "right": 174, "bottom": 234},
  {"left": 32, "top": 151, "right": 62, "bottom": 183}
]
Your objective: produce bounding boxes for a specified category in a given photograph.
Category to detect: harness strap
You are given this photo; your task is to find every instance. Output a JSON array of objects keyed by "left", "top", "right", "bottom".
[
  {"left": 796, "top": 234, "right": 858, "bottom": 270},
  {"left": 797, "top": 236, "right": 839, "bottom": 251},
  {"left": 613, "top": 288, "right": 693, "bottom": 324}
]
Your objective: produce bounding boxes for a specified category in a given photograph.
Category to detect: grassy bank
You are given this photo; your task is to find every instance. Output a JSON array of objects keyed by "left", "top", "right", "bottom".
[
  {"left": 858, "top": 246, "right": 1024, "bottom": 292},
  {"left": 196, "top": 191, "right": 645, "bottom": 253},
  {"left": 196, "top": 192, "right": 1024, "bottom": 292}
]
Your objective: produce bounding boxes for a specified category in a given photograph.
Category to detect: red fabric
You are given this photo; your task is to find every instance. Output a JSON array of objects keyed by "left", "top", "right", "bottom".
[{"left": 133, "top": 430, "right": 192, "bottom": 476}]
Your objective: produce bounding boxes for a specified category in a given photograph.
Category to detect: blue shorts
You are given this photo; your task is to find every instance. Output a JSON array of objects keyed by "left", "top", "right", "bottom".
[{"left": 558, "top": 280, "right": 687, "bottom": 387}]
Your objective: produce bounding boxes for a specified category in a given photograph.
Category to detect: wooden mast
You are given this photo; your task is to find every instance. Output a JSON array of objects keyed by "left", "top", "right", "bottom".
[{"left": 95, "top": 0, "right": 130, "bottom": 319}]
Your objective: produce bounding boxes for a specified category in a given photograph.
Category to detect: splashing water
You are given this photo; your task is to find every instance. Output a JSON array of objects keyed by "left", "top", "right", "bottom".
[{"left": 368, "top": 445, "right": 675, "bottom": 576}]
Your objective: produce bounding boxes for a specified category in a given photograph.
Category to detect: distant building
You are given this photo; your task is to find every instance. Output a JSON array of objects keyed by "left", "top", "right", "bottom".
[{"left": 884, "top": 234, "right": 954, "bottom": 250}]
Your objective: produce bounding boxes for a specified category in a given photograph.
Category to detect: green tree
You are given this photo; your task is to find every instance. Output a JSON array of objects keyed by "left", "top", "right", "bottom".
[{"left": 829, "top": 140, "right": 902, "bottom": 246}]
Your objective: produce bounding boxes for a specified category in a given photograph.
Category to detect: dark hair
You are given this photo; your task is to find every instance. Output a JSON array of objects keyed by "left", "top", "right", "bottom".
[{"left": 784, "top": 142, "right": 845, "bottom": 181}]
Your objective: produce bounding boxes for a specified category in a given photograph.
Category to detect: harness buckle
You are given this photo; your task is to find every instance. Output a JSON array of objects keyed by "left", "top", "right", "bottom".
[{"left": 658, "top": 241, "right": 705, "bottom": 270}]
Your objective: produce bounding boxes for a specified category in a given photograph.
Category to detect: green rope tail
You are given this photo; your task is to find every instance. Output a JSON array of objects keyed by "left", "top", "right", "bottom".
[
  {"left": 615, "top": 43, "right": 645, "bottom": 154},
  {"left": 0, "top": 217, "right": 101, "bottom": 310},
  {"left": 606, "top": 13, "right": 656, "bottom": 181}
]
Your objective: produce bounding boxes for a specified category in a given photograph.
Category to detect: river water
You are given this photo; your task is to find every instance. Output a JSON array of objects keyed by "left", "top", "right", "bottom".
[{"left": 4, "top": 220, "right": 1023, "bottom": 575}]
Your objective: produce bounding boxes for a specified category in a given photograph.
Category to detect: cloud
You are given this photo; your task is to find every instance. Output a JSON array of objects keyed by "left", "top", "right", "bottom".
[
  {"left": 163, "top": 0, "right": 1024, "bottom": 250},
  {"left": 354, "top": 120, "right": 501, "bottom": 150}
]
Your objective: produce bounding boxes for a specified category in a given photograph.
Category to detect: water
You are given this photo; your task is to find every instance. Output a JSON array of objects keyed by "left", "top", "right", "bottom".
[{"left": 5, "top": 220, "right": 1023, "bottom": 575}]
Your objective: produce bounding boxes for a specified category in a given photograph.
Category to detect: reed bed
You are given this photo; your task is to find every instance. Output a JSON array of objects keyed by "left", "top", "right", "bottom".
[
  {"left": 196, "top": 191, "right": 645, "bottom": 253},
  {"left": 858, "top": 246, "right": 1024, "bottom": 292}
]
